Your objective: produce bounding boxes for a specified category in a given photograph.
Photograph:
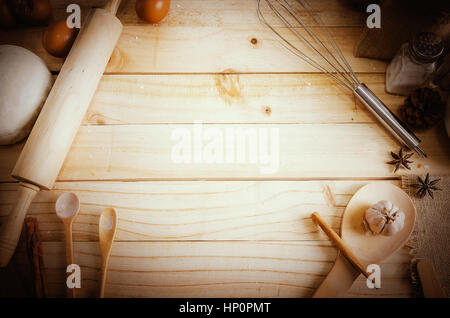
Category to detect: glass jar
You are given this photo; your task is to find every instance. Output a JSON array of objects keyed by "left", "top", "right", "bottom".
[{"left": 386, "top": 32, "right": 444, "bottom": 96}]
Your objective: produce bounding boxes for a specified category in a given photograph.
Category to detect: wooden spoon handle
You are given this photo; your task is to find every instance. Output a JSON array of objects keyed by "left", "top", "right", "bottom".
[
  {"left": 64, "top": 221, "right": 76, "bottom": 298},
  {"left": 313, "top": 254, "right": 360, "bottom": 298},
  {"left": 0, "top": 182, "right": 39, "bottom": 267},
  {"left": 99, "top": 255, "right": 110, "bottom": 298},
  {"left": 312, "top": 212, "right": 370, "bottom": 279},
  {"left": 64, "top": 222, "right": 74, "bottom": 269}
]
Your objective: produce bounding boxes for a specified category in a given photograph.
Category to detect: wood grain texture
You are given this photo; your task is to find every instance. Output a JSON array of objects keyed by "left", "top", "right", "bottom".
[
  {"left": 0, "top": 73, "right": 400, "bottom": 126},
  {"left": 0, "top": 0, "right": 437, "bottom": 298},
  {"left": 5, "top": 0, "right": 364, "bottom": 72},
  {"left": 104, "top": 25, "right": 382, "bottom": 74},
  {"left": 33, "top": 241, "right": 412, "bottom": 298},
  {"left": 0, "top": 26, "right": 384, "bottom": 73},
  {"left": 4, "top": 72, "right": 446, "bottom": 183},
  {"left": 37, "top": 124, "right": 450, "bottom": 180},
  {"left": 1, "top": 124, "right": 448, "bottom": 182},
  {"left": 0, "top": 10, "right": 379, "bottom": 73},
  {"left": 49, "top": 0, "right": 365, "bottom": 27},
  {"left": 0, "top": 180, "right": 400, "bottom": 241},
  {"left": 83, "top": 73, "right": 403, "bottom": 125}
]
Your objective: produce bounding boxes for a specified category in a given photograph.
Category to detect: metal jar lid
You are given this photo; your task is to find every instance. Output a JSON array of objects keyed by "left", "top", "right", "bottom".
[{"left": 409, "top": 32, "right": 444, "bottom": 64}]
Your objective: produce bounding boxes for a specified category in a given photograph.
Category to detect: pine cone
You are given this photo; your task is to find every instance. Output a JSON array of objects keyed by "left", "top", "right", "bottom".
[{"left": 400, "top": 87, "right": 445, "bottom": 130}]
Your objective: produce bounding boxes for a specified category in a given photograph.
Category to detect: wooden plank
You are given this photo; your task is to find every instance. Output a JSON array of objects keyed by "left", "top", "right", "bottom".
[
  {"left": 0, "top": 124, "right": 447, "bottom": 182},
  {"left": 84, "top": 73, "right": 404, "bottom": 125},
  {"left": 0, "top": 26, "right": 383, "bottom": 73},
  {"left": 0, "top": 180, "right": 401, "bottom": 241},
  {"left": 33, "top": 124, "right": 450, "bottom": 179},
  {"left": 49, "top": 0, "right": 365, "bottom": 27},
  {"left": 37, "top": 241, "right": 412, "bottom": 298},
  {"left": 47, "top": 0, "right": 366, "bottom": 27},
  {"left": 0, "top": 73, "right": 401, "bottom": 126},
  {"left": 13, "top": 0, "right": 363, "bottom": 73},
  {"left": 0, "top": 72, "right": 403, "bottom": 182}
]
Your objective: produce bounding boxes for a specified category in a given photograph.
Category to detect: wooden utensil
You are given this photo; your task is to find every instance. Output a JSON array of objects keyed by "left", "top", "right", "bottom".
[
  {"left": 24, "top": 217, "right": 48, "bottom": 298},
  {"left": 99, "top": 208, "right": 118, "bottom": 298},
  {"left": 312, "top": 212, "right": 371, "bottom": 280},
  {"left": 417, "top": 259, "right": 446, "bottom": 298},
  {"left": 313, "top": 182, "right": 416, "bottom": 297},
  {"left": 0, "top": 0, "right": 123, "bottom": 267},
  {"left": 55, "top": 192, "right": 80, "bottom": 298}
]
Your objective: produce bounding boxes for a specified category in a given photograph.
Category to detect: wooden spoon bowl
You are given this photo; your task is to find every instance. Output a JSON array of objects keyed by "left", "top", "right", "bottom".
[
  {"left": 55, "top": 192, "right": 80, "bottom": 220},
  {"left": 313, "top": 182, "right": 416, "bottom": 297},
  {"left": 99, "top": 207, "right": 118, "bottom": 298}
]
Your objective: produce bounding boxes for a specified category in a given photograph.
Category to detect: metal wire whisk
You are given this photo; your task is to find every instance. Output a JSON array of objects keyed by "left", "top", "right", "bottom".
[{"left": 257, "top": 0, "right": 426, "bottom": 157}]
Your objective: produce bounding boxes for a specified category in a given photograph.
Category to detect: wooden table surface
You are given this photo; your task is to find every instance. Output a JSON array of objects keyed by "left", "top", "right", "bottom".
[{"left": 1, "top": 0, "right": 449, "bottom": 298}]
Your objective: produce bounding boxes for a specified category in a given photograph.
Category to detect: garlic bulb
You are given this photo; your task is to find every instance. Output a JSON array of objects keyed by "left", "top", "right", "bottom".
[{"left": 363, "top": 200, "right": 405, "bottom": 236}]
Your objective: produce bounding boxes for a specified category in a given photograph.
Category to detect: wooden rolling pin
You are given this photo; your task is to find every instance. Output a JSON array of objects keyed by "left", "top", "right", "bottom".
[{"left": 0, "top": 0, "right": 123, "bottom": 267}]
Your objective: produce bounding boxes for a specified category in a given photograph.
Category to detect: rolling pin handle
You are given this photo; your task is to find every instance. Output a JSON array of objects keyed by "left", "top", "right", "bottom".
[
  {"left": 0, "top": 182, "right": 40, "bottom": 267},
  {"left": 102, "top": 0, "right": 122, "bottom": 15}
]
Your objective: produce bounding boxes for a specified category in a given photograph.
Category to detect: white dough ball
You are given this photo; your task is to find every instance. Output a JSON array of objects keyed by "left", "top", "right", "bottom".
[{"left": 0, "top": 45, "right": 53, "bottom": 145}]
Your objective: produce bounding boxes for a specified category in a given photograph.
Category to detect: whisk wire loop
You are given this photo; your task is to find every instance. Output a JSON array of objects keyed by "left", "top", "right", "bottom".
[
  {"left": 257, "top": 0, "right": 361, "bottom": 89},
  {"left": 292, "top": 0, "right": 361, "bottom": 85},
  {"left": 256, "top": 0, "right": 425, "bottom": 157},
  {"left": 278, "top": 0, "right": 357, "bottom": 87},
  {"left": 257, "top": 1, "right": 337, "bottom": 77}
]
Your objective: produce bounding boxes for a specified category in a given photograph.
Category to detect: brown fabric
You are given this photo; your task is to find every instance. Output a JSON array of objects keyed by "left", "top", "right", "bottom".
[
  {"left": 353, "top": 0, "right": 450, "bottom": 60},
  {"left": 402, "top": 174, "right": 450, "bottom": 297}
]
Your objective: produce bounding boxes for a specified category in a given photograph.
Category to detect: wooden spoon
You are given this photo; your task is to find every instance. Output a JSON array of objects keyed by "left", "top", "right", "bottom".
[
  {"left": 99, "top": 207, "right": 118, "bottom": 298},
  {"left": 55, "top": 192, "right": 80, "bottom": 298},
  {"left": 313, "top": 182, "right": 416, "bottom": 297},
  {"left": 312, "top": 212, "right": 372, "bottom": 280}
]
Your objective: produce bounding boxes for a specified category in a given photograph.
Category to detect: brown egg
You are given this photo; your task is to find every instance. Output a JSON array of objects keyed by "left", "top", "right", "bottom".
[
  {"left": 11, "top": 0, "right": 52, "bottom": 25},
  {"left": 136, "top": 0, "right": 170, "bottom": 24},
  {"left": 42, "top": 19, "right": 78, "bottom": 58}
]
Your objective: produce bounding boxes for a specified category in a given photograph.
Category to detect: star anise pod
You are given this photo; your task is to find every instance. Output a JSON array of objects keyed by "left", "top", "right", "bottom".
[
  {"left": 387, "top": 148, "right": 414, "bottom": 173},
  {"left": 412, "top": 173, "right": 442, "bottom": 199}
]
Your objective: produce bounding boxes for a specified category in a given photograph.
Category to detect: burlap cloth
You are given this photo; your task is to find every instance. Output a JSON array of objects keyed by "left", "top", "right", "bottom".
[{"left": 402, "top": 174, "right": 450, "bottom": 297}]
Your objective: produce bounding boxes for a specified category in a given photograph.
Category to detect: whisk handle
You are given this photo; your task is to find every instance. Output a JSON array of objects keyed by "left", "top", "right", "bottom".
[{"left": 354, "top": 83, "right": 426, "bottom": 157}]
